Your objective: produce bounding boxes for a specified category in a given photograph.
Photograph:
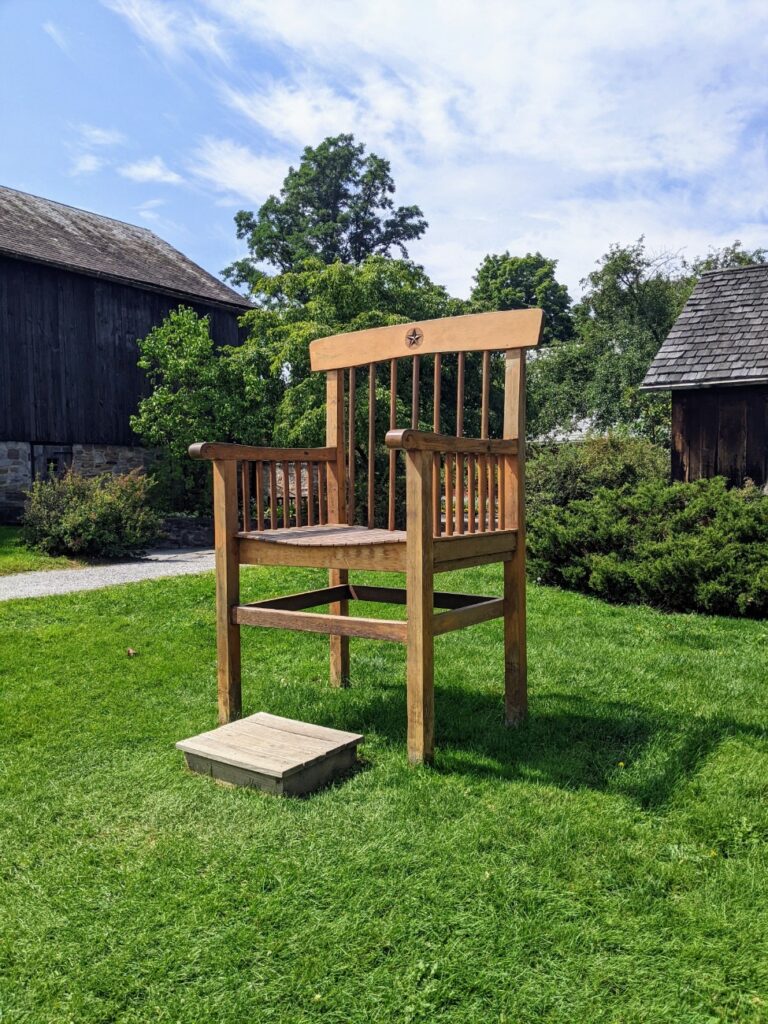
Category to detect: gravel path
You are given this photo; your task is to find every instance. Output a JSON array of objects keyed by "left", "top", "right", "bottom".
[{"left": 0, "top": 548, "right": 215, "bottom": 602}]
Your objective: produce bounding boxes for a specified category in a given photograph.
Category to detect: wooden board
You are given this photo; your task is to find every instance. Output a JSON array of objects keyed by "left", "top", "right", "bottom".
[
  {"left": 177, "top": 712, "right": 363, "bottom": 796},
  {"left": 309, "top": 309, "right": 544, "bottom": 371}
]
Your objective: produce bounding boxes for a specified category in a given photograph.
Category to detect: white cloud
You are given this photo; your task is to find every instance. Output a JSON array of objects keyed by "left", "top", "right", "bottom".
[
  {"left": 199, "top": 0, "right": 768, "bottom": 294},
  {"left": 76, "top": 123, "right": 126, "bottom": 147},
  {"left": 119, "top": 155, "right": 184, "bottom": 184},
  {"left": 42, "top": 20, "right": 70, "bottom": 54},
  {"left": 86, "top": 0, "right": 768, "bottom": 294},
  {"left": 189, "top": 137, "right": 287, "bottom": 203},
  {"left": 103, "top": 0, "right": 226, "bottom": 61},
  {"left": 70, "top": 153, "right": 106, "bottom": 175},
  {"left": 135, "top": 198, "right": 166, "bottom": 221}
]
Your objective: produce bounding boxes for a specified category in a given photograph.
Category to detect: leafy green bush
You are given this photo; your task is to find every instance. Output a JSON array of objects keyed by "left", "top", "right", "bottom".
[
  {"left": 22, "top": 470, "right": 161, "bottom": 558},
  {"left": 528, "top": 477, "right": 768, "bottom": 617},
  {"left": 527, "top": 435, "right": 668, "bottom": 518}
]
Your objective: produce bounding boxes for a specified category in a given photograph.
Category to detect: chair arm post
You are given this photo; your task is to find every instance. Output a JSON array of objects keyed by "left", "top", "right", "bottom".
[
  {"left": 211, "top": 458, "right": 241, "bottom": 723},
  {"left": 405, "top": 448, "right": 434, "bottom": 764}
]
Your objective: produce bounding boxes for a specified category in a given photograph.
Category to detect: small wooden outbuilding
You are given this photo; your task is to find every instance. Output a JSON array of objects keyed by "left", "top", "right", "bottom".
[{"left": 641, "top": 265, "right": 768, "bottom": 487}]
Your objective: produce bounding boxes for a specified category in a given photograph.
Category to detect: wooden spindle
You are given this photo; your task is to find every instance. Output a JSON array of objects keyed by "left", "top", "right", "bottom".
[
  {"left": 432, "top": 354, "right": 441, "bottom": 534},
  {"left": 368, "top": 362, "right": 376, "bottom": 528},
  {"left": 319, "top": 464, "right": 327, "bottom": 525},
  {"left": 411, "top": 355, "right": 420, "bottom": 427},
  {"left": 498, "top": 455, "right": 505, "bottom": 529},
  {"left": 456, "top": 453, "right": 464, "bottom": 534},
  {"left": 348, "top": 367, "right": 356, "bottom": 523},
  {"left": 294, "top": 463, "right": 302, "bottom": 527},
  {"left": 269, "top": 461, "right": 278, "bottom": 529},
  {"left": 456, "top": 352, "right": 466, "bottom": 436},
  {"left": 255, "top": 461, "right": 265, "bottom": 531},
  {"left": 478, "top": 351, "right": 491, "bottom": 533},
  {"left": 478, "top": 454, "right": 487, "bottom": 533},
  {"left": 468, "top": 454, "right": 476, "bottom": 533},
  {"left": 444, "top": 454, "right": 454, "bottom": 536},
  {"left": 481, "top": 350, "right": 490, "bottom": 439},
  {"left": 488, "top": 455, "right": 496, "bottom": 531},
  {"left": 240, "top": 461, "right": 252, "bottom": 532},
  {"left": 307, "top": 463, "right": 315, "bottom": 526},
  {"left": 456, "top": 352, "right": 465, "bottom": 535},
  {"left": 388, "top": 358, "right": 397, "bottom": 530},
  {"left": 282, "top": 460, "right": 290, "bottom": 526}
]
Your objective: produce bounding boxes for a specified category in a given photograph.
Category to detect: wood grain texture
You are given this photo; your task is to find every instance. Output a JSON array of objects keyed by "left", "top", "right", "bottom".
[
  {"left": 411, "top": 355, "right": 421, "bottom": 427},
  {"left": 405, "top": 448, "right": 434, "bottom": 765},
  {"left": 433, "top": 597, "right": 504, "bottom": 635},
  {"left": 190, "top": 442, "right": 335, "bottom": 462},
  {"left": 0, "top": 254, "right": 244, "bottom": 449},
  {"left": 234, "top": 602, "right": 406, "bottom": 643},
  {"left": 432, "top": 354, "right": 441, "bottom": 532},
  {"left": 255, "top": 460, "right": 265, "bottom": 530},
  {"left": 239, "top": 535, "right": 407, "bottom": 572},
  {"left": 176, "top": 712, "right": 362, "bottom": 796},
  {"left": 386, "top": 429, "right": 518, "bottom": 454},
  {"left": 388, "top": 358, "right": 398, "bottom": 530},
  {"left": 212, "top": 459, "right": 241, "bottom": 724},
  {"left": 348, "top": 366, "right": 356, "bottom": 522},
  {"left": 503, "top": 349, "right": 527, "bottom": 725},
  {"left": 328, "top": 567, "right": 351, "bottom": 685},
  {"left": 368, "top": 362, "right": 376, "bottom": 528},
  {"left": 309, "top": 308, "right": 544, "bottom": 370},
  {"left": 326, "top": 370, "right": 347, "bottom": 526}
]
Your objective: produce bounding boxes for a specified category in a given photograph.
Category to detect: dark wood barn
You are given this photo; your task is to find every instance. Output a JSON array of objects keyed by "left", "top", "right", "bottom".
[
  {"left": 641, "top": 265, "right": 768, "bottom": 487},
  {"left": 0, "top": 186, "right": 251, "bottom": 519}
]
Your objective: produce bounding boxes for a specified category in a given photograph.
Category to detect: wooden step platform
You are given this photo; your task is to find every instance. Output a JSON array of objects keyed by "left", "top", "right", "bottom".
[{"left": 176, "top": 713, "right": 363, "bottom": 796}]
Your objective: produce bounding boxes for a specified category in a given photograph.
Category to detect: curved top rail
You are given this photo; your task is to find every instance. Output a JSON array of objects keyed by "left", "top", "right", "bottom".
[{"left": 309, "top": 308, "right": 543, "bottom": 372}]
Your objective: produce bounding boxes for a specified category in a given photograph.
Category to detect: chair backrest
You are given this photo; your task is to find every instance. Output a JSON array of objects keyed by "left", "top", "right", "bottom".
[{"left": 309, "top": 309, "right": 543, "bottom": 534}]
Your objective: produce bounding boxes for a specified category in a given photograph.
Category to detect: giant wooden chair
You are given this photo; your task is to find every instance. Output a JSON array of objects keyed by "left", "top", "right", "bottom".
[{"left": 190, "top": 309, "right": 543, "bottom": 764}]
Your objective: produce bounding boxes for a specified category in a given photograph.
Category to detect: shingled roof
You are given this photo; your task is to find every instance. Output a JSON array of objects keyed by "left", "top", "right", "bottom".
[
  {"left": 641, "top": 264, "right": 768, "bottom": 390},
  {"left": 0, "top": 185, "right": 251, "bottom": 309}
]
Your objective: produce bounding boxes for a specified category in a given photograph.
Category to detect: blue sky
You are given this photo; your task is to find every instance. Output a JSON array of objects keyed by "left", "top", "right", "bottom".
[{"left": 2, "top": 0, "right": 768, "bottom": 298}]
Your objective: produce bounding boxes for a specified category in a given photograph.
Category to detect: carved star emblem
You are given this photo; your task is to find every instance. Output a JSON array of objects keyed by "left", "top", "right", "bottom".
[{"left": 405, "top": 328, "right": 424, "bottom": 348}]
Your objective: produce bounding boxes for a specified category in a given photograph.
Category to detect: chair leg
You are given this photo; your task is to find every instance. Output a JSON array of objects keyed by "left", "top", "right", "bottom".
[
  {"left": 405, "top": 448, "right": 434, "bottom": 765},
  {"left": 213, "top": 460, "right": 241, "bottom": 724},
  {"left": 329, "top": 568, "right": 350, "bottom": 687},
  {"left": 504, "top": 555, "right": 527, "bottom": 725},
  {"left": 406, "top": 556, "right": 434, "bottom": 765}
]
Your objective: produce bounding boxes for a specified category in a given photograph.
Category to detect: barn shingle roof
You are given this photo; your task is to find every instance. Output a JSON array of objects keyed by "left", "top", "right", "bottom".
[
  {"left": 641, "top": 264, "right": 768, "bottom": 390},
  {"left": 0, "top": 185, "right": 251, "bottom": 310}
]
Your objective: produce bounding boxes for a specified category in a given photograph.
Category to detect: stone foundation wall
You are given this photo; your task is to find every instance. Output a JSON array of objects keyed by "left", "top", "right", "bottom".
[
  {"left": 71, "top": 444, "right": 150, "bottom": 477},
  {"left": 0, "top": 442, "right": 33, "bottom": 522},
  {"left": 0, "top": 442, "right": 152, "bottom": 523}
]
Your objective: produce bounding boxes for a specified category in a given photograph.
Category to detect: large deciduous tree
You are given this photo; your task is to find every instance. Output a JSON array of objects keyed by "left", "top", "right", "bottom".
[
  {"left": 471, "top": 251, "right": 574, "bottom": 345},
  {"left": 224, "top": 135, "right": 428, "bottom": 289}
]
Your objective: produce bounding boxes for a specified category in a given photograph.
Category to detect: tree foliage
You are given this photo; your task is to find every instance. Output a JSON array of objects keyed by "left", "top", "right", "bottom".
[
  {"left": 471, "top": 251, "right": 574, "bottom": 344},
  {"left": 527, "top": 238, "right": 767, "bottom": 441},
  {"left": 224, "top": 135, "right": 427, "bottom": 289},
  {"left": 241, "top": 256, "right": 467, "bottom": 446},
  {"left": 130, "top": 306, "right": 283, "bottom": 509}
]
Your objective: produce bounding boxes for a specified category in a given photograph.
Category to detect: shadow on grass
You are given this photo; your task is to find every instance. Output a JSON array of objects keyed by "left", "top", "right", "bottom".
[{"left": 330, "top": 680, "right": 761, "bottom": 810}]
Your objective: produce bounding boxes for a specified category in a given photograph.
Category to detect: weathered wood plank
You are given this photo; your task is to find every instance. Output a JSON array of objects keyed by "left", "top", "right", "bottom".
[
  {"left": 234, "top": 604, "right": 407, "bottom": 643},
  {"left": 405, "top": 448, "right": 434, "bottom": 764},
  {"left": 212, "top": 459, "right": 241, "bottom": 724},
  {"left": 310, "top": 309, "right": 544, "bottom": 370}
]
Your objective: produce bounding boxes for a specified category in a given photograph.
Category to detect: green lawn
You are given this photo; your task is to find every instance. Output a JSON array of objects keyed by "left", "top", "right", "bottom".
[
  {"left": 0, "top": 525, "right": 83, "bottom": 575},
  {"left": 1, "top": 565, "right": 767, "bottom": 1023}
]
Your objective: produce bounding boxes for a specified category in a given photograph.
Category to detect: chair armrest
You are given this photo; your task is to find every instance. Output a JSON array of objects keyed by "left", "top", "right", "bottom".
[
  {"left": 385, "top": 429, "right": 518, "bottom": 455},
  {"left": 189, "top": 442, "right": 337, "bottom": 462}
]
